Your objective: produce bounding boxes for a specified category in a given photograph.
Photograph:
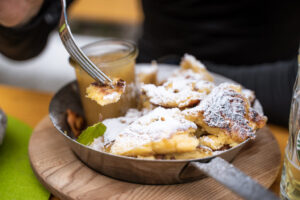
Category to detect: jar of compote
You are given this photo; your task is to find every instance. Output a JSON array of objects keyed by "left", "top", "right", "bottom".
[{"left": 70, "top": 39, "right": 138, "bottom": 125}]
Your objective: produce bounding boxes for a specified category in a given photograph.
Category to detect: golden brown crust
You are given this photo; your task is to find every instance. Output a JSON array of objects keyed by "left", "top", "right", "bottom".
[
  {"left": 141, "top": 79, "right": 214, "bottom": 109},
  {"left": 249, "top": 108, "right": 267, "bottom": 129},
  {"left": 109, "top": 107, "right": 198, "bottom": 156},
  {"left": 183, "top": 83, "right": 267, "bottom": 143},
  {"left": 242, "top": 89, "right": 256, "bottom": 106},
  {"left": 179, "top": 54, "right": 214, "bottom": 82},
  {"left": 136, "top": 62, "right": 158, "bottom": 84},
  {"left": 198, "top": 135, "right": 227, "bottom": 150},
  {"left": 86, "top": 78, "right": 126, "bottom": 106},
  {"left": 66, "top": 109, "right": 85, "bottom": 138}
]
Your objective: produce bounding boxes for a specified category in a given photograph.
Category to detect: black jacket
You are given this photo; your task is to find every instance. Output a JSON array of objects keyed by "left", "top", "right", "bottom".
[
  {"left": 138, "top": 0, "right": 300, "bottom": 65},
  {"left": 0, "top": 0, "right": 299, "bottom": 126},
  {"left": 0, "top": 0, "right": 72, "bottom": 60}
]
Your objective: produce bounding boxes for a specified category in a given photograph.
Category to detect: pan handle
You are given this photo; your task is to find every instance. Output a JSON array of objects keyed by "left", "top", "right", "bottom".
[{"left": 189, "top": 157, "right": 279, "bottom": 200}]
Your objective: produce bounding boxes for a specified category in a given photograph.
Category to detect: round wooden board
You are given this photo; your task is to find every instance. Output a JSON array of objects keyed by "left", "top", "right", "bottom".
[{"left": 29, "top": 117, "right": 281, "bottom": 200}]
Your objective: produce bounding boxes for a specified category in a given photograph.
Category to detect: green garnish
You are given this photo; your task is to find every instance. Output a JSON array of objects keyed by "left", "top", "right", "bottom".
[{"left": 77, "top": 122, "right": 106, "bottom": 145}]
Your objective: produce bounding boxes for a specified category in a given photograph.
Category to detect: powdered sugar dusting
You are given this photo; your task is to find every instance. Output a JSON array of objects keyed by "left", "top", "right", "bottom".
[
  {"left": 103, "top": 92, "right": 119, "bottom": 101},
  {"left": 172, "top": 69, "right": 209, "bottom": 81},
  {"left": 202, "top": 136, "right": 215, "bottom": 144},
  {"left": 242, "top": 89, "right": 256, "bottom": 104},
  {"left": 184, "top": 83, "right": 255, "bottom": 139},
  {"left": 102, "top": 109, "right": 147, "bottom": 146},
  {"left": 90, "top": 137, "right": 105, "bottom": 151},
  {"left": 110, "top": 107, "right": 197, "bottom": 154},
  {"left": 141, "top": 78, "right": 214, "bottom": 108},
  {"left": 136, "top": 63, "right": 158, "bottom": 74},
  {"left": 182, "top": 54, "right": 206, "bottom": 70},
  {"left": 90, "top": 109, "right": 149, "bottom": 149},
  {"left": 195, "top": 80, "right": 215, "bottom": 92}
]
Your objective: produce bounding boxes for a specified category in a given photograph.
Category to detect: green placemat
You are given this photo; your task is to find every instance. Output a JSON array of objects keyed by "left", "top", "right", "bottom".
[{"left": 0, "top": 116, "right": 50, "bottom": 200}]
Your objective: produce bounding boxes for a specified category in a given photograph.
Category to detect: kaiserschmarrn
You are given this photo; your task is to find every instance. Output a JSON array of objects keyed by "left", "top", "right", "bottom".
[
  {"left": 86, "top": 78, "right": 126, "bottom": 106},
  {"left": 89, "top": 54, "right": 267, "bottom": 160}
]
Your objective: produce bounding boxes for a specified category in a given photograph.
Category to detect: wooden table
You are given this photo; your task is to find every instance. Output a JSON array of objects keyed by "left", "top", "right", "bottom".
[
  {"left": 69, "top": 0, "right": 143, "bottom": 25},
  {"left": 0, "top": 84, "right": 288, "bottom": 196}
]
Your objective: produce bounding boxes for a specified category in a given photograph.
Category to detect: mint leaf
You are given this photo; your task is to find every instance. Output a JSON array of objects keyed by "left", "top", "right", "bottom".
[{"left": 77, "top": 122, "right": 106, "bottom": 146}]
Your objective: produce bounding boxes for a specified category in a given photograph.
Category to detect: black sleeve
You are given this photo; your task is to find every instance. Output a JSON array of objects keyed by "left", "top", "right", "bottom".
[{"left": 0, "top": 0, "right": 73, "bottom": 61}]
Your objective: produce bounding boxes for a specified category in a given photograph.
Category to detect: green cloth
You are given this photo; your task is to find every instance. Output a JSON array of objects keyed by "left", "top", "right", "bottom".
[{"left": 0, "top": 116, "right": 50, "bottom": 200}]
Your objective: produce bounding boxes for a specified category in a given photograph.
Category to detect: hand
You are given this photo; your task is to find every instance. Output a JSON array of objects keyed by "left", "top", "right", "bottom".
[{"left": 0, "top": 0, "right": 43, "bottom": 27}]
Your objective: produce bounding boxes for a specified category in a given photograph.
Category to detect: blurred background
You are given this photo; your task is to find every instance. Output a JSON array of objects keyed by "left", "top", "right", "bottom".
[{"left": 0, "top": 0, "right": 143, "bottom": 92}]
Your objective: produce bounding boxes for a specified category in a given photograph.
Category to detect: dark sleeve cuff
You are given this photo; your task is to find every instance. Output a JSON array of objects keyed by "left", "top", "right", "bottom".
[{"left": 0, "top": 0, "right": 72, "bottom": 60}]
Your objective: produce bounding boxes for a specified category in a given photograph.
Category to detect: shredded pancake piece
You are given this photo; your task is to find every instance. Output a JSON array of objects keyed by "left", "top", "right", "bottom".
[
  {"left": 160, "top": 146, "right": 213, "bottom": 160},
  {"left": 102, "top": 109, "right": 148, "bottom": 146},
  {"left": 172, "top": 69, "right": 212, "bottom": 83},
  {"left": 136, "top": 61, "right": 158, "bottom": 84},
  {"left": 179, "top": 54, "right": 214, "bottom": 82},
  {"left": 86, "top": 78, "right": 126, "bottom": 106},
  {"left": 242, "top": 89, "right": 256, "bottom": 105},
  {"left": 198, "top": 135, "right": 232, "bottom": 150},
  {"left": 109, "top": 107, "right": 198, "bottom": 156},
  {"left": 183, "top": 83, "right": 267, "bottom": 143},
  {"left": 91, "top": 109, "right": 148, "bottom": 151},
  {"left": 141, "top": 78, "right": 215, "bottom": 109}
]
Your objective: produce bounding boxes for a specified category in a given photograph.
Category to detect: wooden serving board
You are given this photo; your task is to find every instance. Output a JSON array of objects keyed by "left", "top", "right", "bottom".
[{"left": 29, "top": 117, "right": 281, "bottom": 200}]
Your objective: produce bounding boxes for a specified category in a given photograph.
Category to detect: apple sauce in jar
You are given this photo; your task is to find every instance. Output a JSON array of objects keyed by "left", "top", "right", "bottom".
[{"left": 70, "top": 40, "right": 138, "bottom": 125}]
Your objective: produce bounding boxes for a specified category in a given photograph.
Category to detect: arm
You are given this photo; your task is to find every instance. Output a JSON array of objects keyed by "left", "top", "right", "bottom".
[{"left": 0, "top": 0, "right": 72, "bottom": 60}]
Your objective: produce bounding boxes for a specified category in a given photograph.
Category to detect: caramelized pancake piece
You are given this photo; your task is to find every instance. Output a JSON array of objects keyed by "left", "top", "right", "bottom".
[
  {"left": 249, "top": 107, "right": 267, "bottom": 129},
  {"left": 198, "top": 135, "right": 238, "bottom": 150},
  {"left": 136, "top": 62, "right": 158, "bottom": 84},
  {"left": 86, "top": 79, "right": 126, "bottom": 106},
  {"left": 184, "top": 83, "right": 267, "bottom": 143},
  {"left": 179, "top": 54, "right": 214, "bottom": 82},
  {"left": 139, "top": 54, "right": 215, "bottom": 109},
  {"left": 172, "top": 69, "right": 212, "bottom": 83},
  {"left": 91, "top": 109, "right": 147, "bottom": 150},
  {"left": 109, "top": 107, "right": 198, "bottom": 156},
  {"left": 164, "top": 146, "right": 213, "bottom": 160},
  {"left": 198, "top": 135, "right": 225, "bottom": 150},
  {"left": 137, "top": 146, "right": 213, "bottom": 160},
  {"left": 242, "top": 89, "right": 256, "bottom": 105},
  {"left": 141, "top": 78, "right": 215, "bottom": 109}
]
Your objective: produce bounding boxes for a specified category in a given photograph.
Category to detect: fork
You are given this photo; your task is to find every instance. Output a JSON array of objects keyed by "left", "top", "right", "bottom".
[{"left": 58, "top": 0, "right": 113, "bottom": 86}]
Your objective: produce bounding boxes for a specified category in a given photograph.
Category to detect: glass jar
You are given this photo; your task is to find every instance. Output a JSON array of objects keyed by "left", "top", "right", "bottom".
[
  {"left": 70, "top": 39, "right": 138, "bottom": 125},
  {"left": 280, "top": 59, "right": 300, "bottom": 200}
]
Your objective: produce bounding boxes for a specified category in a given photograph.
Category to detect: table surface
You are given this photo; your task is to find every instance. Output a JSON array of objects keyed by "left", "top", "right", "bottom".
[
  {"left": 69, "top": 0, "right": 143, "bottom": 25},
  {"left": 0, "top": 84, "right": 288, "bottom": 196}
]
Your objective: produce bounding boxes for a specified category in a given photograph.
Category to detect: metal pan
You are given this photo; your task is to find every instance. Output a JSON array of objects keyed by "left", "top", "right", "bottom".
[{"left": 49, "top": 66, "right": 278, "bottom": 200}]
